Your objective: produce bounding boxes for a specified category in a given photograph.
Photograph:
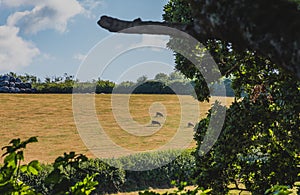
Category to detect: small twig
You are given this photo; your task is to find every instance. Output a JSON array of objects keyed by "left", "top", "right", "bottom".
[{"left": 224, "top": 63, "right": 240, "bottom": 76}]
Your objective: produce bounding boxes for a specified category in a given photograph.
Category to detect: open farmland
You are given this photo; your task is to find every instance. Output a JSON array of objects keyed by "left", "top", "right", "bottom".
[{"left": 0, "top": 94, "right": 233, "bottom": 163}]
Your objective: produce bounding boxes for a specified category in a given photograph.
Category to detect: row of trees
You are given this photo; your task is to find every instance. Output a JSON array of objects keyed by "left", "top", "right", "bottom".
[
  {"left": 1, "top": 72, "right": 235, "bottom": 96},
  {"left": 115, "top": 72, "right": 195, "bottom": 95},
  {"left": 0, "top": 72, "right": 115, "bottom": 94}
]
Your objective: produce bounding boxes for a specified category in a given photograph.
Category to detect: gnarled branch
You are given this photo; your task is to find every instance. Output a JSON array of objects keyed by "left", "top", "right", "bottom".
[
  {"left": 97, "top": 16, "right": 194, "bottom": 36},
  {"left": 97, "top": 0, "right": 300, "bottom": 79}
]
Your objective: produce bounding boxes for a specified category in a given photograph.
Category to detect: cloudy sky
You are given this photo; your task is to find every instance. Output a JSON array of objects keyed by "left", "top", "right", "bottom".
[{"left": 0, "top": 0, "right": 175, "bottom": 83}]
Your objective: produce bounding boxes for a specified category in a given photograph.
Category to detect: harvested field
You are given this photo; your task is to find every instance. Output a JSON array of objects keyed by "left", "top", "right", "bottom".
[{"left": 0, "top": 94, "right": 233, "bottom": 163}]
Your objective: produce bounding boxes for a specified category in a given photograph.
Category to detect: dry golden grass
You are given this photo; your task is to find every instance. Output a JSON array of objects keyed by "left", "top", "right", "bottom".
[
  {"left": 0, "top": 94, "right": 233, "bottom": 164},
  {"left": 0, "top": 94, "right": 91, "bottom": 163},
  {"left": 109, "top": 185, "right": 252, "bottom": 195}
]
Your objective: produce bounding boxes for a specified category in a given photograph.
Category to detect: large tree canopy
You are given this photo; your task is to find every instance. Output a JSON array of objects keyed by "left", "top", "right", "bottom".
[
  {"left": 98, "top": 1, "right": 299, "bottom": 193},
  {"left": 98, "top": 0, "right": 300, "bottom": 79}
]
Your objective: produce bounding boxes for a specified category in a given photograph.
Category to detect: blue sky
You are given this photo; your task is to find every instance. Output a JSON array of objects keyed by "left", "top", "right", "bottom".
[{"left": 0, "top": 0, "right": 175, "bottom": 83}]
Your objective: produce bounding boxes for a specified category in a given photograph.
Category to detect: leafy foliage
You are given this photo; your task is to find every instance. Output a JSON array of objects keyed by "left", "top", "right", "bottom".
[
  {"left": 0, "top": 137, "right": 99, "bottom": 195},
  {"left": 264, "top": 185, "right": 293, "bottom": 195},
  {"left": 163, "top": 0, "right": 300, "bottom": 194},
  {"left": 2, "top": 71, "right": 221, "bottom": 95},
  {"left": 43, "top": 152, "right": 98, "bottom": 195},
  {"left": 0, "top": 137, "right": 41, "bottom": 194},
  {"left": 3, "top": 136, "right": 297, "bottom": 194},
  {"left": 16, "top": 145, "right": 196, "bottom": 194},
  {"left": 113, "top": 71, "right": 200, "bottom": 95},
  {"left": 67, "top": 174, "right": 99, "bottom": 195},
  {"left": 79, "top": 159, "right": 126, "bottom": 194},
  {"left": 104, "top": 149, "right": 196, "bottom": 192}
]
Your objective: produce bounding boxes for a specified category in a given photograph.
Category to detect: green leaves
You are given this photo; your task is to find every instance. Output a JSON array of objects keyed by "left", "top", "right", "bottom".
[
  {"left": 163, "top": 0, "right": 299, "bottom": 193},
  {"left": 2, "top": 137, "right": 37, "bottom": 158},
  {"left": 0, "top": 137, "right": 40, "bottom": 194},
  {"left": 194, "top": 93, "right": 299, "bottom": 193},
  {"left": 163, "top": 0, "right": 193, "bottom": 24},
  {"left": 265, "top": 185, "right": 292, "bottom": 195},
  {"left": 0, "top": 137, "right": 99, "bottom": 195},
  {"left": 43, "top": 152, "right": 93, "bottom": 194},
  {"left": 67, "top": 174, "right": 99, "bottom": 195},
  {"left": 27, "top": 161, "right": 41, "bottom": 175}
]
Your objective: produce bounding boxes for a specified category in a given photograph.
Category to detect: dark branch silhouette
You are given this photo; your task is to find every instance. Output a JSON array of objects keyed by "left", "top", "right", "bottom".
[
  {"left": 97, "top": 16, "right": 193, "bottom": 36},
  {"left": 97, "top": 0, "right": 300, "bottom": 79}
]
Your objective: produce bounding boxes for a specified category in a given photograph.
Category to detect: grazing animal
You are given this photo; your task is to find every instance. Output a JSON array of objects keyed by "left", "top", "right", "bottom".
[
  {"left": 151, "top": 120, "right": 161, "bottom": 126},
  {"left": 187, "top": 122, "right": 195, "bottom": 128},
  {"left": 155, "top": 112, "right": 164, "bottom": 117}
]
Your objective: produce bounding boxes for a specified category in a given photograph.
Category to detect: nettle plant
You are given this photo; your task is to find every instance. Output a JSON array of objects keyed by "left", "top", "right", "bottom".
[{"left": 0, "top": 137, "right": 98, "bottom": 195}]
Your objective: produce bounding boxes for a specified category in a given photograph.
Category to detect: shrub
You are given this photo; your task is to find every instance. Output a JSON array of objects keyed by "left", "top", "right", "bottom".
[
  {"left": 1, "top": 137, "right": 98, "bottom": 195},
  {"left": 80, "top": 159, "right": 126, "bottom": 194},
  {"left": 103, "top": 149, "right": 196, "bottom": 192},
  {"left": 1, "top": 137, "right": 198, "bottom": 194}
]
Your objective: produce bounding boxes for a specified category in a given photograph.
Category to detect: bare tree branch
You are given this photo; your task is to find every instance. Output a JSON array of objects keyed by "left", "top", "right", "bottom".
[
  {"left": 97, "top": 0, "right": 300, "bottom": 79},
  {"left": 97, "top": 16, "right": 194, "bottom": 36}
]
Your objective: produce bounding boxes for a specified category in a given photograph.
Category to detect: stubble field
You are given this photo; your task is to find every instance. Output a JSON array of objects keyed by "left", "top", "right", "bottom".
[{"left": 0, "top": 94, "right": 233, "bottom": 163}]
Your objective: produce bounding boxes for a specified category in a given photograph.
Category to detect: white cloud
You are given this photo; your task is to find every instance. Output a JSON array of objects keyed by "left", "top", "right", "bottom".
[
  {"left": 4, "top": 0, "right": 84, "bottom": 34},
  {"left": 73, "top": 53, "right": 86, "bottom": 61},
  {"left": 78, "top": 0, "right": 105, "bottom": 18},
  {"left": 80, "top": 0, "right": 104, "bottom": 8},
  {"left": 0, "top": 25, "right": 40, "bottom": 71},
  {"left": 0, "top": 0, "right": 104, "bottom": 70}
]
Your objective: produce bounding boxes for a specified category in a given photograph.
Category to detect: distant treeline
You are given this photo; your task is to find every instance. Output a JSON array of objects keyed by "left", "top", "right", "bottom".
[
  {"left": 0, "top": 72, "right": 235, "bottom": 96},
  {"left": 113, "top": 72, "right": 195, "bottom": 95}
]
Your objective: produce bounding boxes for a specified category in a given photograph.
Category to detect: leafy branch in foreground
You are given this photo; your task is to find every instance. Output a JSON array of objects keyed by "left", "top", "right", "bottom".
[
  {"left": 0, "top": 137, "right": 41, "bottom": 194},
  {"left": 0, "top": 137, "right": 98, "bottom": 195},
  {"left": 44, "top": 151, "right": 98, "bottom": 195}
]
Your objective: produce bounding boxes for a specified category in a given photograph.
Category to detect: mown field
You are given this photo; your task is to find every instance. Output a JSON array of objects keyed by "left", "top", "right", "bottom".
[{"left": 0, "top": 94, "right": 233, "bottom": 164}]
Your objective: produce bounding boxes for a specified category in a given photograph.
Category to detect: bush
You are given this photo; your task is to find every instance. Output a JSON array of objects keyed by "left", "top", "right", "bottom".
[
  {"left": 80, "top": 159, "right": 126, "bottom": 194},
  {"left": 1, "top": 137, "right": 198, "bottom": 194},
  {"left": 103, "top": 149, "right": 196, "bottom": 192},
  {"left": 20, "top": 156, "right": 125, "bottom": 194}
]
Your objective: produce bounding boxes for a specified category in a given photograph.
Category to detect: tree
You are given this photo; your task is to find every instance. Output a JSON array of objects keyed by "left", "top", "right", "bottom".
[
  {"left": 98, "top": 0, "right": 300, "bottom": 194},
  {"left": 133, "top": 81, "right": 165, "bottom": 94},
  {"left": 154, "top": 73, "right": 169, "bottom": 83},
  {"left": 168, "top": 71, "right": 185, "bottom": 81},
  {"left": 136, "top": 75, "right": 148, "bottom": 84},
  {"left": 163, "top": 1, "right": 299, "bottom": 194},
  {"left": 165, "top": 1, "right": 299, "bottom": 194},
  {"left": 113, "top": 81, "right": 135, "bottom": 94},
  {"left": 165, "top": 2, "right": 298, "bottom": 193}
]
